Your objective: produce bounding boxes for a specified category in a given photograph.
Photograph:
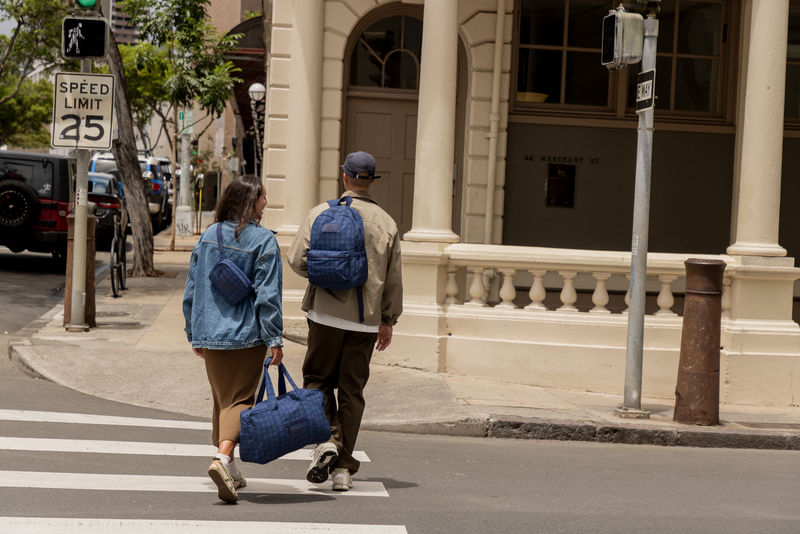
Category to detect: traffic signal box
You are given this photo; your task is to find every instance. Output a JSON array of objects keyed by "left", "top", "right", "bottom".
[
  {"left": 601, "top": 8, "right": 643, "bottom": 71},
  {"left": 62, "top": 16, "right": 109, "bottom": 60}
]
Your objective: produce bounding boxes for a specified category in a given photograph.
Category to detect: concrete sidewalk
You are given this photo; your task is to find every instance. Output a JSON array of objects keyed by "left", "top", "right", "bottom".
[{"left": 8, "top": 220, "right": 800, "bottom": 451}]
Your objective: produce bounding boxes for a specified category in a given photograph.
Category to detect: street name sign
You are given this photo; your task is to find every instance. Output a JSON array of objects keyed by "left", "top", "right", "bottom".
[
  {"left": 51, "top": 72, "right": 116, "bottom": 150},
  {"left": 636, "top": 69, "right": 655, "bottom": 113}
]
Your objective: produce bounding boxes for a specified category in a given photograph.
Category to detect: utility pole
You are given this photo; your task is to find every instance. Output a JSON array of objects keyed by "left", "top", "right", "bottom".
[
  {"left": 618, "top": 2, "right": 660, "bottom": 419},
  {"left": 58, "top": 2, "right": 112, "bottom": 331},
  {"left": 176, "top": 131, "right": 193, "bottom": 237},
  {"left": 601, "top": 1, "right": 660, "bottom": 418},
  {"left": 67, "top": 59, "right": 92, "bottom": 332}
]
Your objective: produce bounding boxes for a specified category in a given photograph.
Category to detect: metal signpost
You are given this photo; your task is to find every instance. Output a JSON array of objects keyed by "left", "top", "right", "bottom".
[
  {"left": 53, "top": 12, "right": 113, "bottom": 331},
  {"left": 602, "top": 1, "right": 660, "bottom": 418}
]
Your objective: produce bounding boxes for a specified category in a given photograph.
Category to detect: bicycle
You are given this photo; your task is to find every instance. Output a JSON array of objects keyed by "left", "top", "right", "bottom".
[{"left": 109, "top": 213, "right": 127, "bottom": 297}]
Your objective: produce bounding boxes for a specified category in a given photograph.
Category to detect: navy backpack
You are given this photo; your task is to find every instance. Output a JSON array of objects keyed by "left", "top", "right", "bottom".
[{"left": 307, "top": 196, "right": 369, "bottom": 322}]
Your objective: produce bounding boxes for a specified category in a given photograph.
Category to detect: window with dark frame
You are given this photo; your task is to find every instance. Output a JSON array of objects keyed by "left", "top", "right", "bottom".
[
  {"left": 626, "top": 0, "right": 725, "bottom": 115},
  {"left": 349, "top": 15, "right": 423, "bottom": 91},
  {"left": 513, "top": 0, "right": 730, "bottom": 119},
  {"left": 516, "top": 0, "right": 614, "bottom": 108}
]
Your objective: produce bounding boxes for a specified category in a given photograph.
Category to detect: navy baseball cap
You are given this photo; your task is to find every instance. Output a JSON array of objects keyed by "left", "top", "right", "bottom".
[{"left": 341, "top": 151, "right": 381, "bottom": 179}]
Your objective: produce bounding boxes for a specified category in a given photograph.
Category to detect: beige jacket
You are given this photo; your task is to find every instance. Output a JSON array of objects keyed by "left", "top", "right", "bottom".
[{"left": 287, "top": 190, "right": 403, "bottom": 327}]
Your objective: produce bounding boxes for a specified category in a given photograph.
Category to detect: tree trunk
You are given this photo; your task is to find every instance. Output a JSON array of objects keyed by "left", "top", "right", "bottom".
[{"left": 105, "top": 31, "right": 156, "bottom": 276}]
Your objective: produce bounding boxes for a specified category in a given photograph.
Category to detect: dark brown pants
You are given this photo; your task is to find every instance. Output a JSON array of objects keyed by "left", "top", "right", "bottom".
[
  {"left": 203, "top": 345, "right": 267, "bottom": 447},
  {"left": 303, "top": 320, "right": 377, "bottom": 474}
]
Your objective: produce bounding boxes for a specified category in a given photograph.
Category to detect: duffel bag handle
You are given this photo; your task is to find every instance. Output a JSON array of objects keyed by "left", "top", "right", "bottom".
[{"left": 255, "top": 357, "right": 303, "bottom": 409}]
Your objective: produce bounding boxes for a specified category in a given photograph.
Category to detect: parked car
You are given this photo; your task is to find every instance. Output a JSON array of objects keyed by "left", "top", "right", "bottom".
[
  {"left": 90, "top": 153, "right": 168, "bottom": 232},
  {"left": 0, "top": 151, "right": 76, "bottom": 265},
  {"left": 88, "top": 172, "right": 128, "bottom": 250}
]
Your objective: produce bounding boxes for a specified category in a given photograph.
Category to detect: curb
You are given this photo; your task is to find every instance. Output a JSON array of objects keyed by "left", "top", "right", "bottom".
[
  {"left": 487, "top": 416, "right": 800, "bottom": 451},
  {"left": 364, "top": 419, "right": 489, "bottom": 438}
]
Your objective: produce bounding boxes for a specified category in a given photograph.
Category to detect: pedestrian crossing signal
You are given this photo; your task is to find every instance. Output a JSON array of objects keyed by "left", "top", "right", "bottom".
[
  {"left": 62, "top": 17, "right": 108, "bottom": 60},
  {"left": 601, "top": 8, "right": 643, "bottom": 71}
]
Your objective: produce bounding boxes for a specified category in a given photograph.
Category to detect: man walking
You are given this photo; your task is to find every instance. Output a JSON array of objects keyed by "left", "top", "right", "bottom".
[{"left": 288, "top": 151, "right": 403, "bottom": 491}]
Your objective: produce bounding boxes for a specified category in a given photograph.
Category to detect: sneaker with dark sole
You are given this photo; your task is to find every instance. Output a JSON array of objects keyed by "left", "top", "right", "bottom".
[
  {"left": 232, "top": 472, "right": 246, "bottom": 489},
  {"left": 306, "top": 442, "right": 338, "bottom": 484},
  {"left": 208, "top": 460, "right": 238, "bottom": 503}
]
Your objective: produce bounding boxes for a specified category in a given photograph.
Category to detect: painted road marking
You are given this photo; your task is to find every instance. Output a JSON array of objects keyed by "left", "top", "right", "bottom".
[
  {"left": 0, "top": 471, "right": 389, "bottom": 497},
  {"left": 0, "top": 437, "right": 370, "bottom": 462},
  {"left": 0, "top": 410, "right": 211, "bottom": 430},
  {"left": 0, "top": 518, "right": 407, "bottom": 533}
]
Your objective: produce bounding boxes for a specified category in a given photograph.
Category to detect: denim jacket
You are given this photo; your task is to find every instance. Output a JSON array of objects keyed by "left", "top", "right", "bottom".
[{"left": 183, "top": 220, "right": 283, "bottom": 349}]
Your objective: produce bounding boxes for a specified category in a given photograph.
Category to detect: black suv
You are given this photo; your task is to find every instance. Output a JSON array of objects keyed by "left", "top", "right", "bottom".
[{"left": 0, "top": 151, "right": 76, "bottom": 262}]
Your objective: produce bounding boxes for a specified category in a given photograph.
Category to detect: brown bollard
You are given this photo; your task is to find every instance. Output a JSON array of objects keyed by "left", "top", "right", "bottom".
[
  {"left": 673, "top": 259, "right": 726, "bottom": 425},
  {"left": 63, "top": 215, "right": 97, "bottom": 328}
]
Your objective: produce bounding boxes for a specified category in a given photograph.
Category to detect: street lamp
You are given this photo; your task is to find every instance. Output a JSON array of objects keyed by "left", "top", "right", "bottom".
[{"left": 248, "top": 82, "right": 266, "bottom": 177}]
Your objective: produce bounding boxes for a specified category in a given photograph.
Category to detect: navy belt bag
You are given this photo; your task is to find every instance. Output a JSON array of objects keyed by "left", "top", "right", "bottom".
[
  {"left": 208, "top": 223, "right": 253, "bottom": 306},
  {"left": 239, "top": 357, "right": 331, "bottom": 465}
]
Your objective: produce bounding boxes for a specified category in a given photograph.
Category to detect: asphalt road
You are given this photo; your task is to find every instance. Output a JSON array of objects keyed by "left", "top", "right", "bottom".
[
  {"left": 1, "top": 247, "right": 799, "bottom": 533},
  {"left": 0, "top": 374, "right": 798, "bottom": 534},
  {"left": 0, "top": 246, "right": 111, "bottom": 378}
]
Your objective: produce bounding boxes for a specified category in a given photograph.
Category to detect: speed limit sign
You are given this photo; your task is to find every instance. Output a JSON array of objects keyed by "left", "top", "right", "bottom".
[{"left": 51, "top": 72, "right": 115, "bottom": 150}]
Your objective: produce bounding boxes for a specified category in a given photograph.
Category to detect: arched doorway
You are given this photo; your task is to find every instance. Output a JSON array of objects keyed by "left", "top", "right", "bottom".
[{"left": 341, "top": 6, "right": 466, "bottom": 237}]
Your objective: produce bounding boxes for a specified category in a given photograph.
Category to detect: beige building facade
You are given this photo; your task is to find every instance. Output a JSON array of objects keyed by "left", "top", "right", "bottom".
[{"left": 262, "top": 0, "right": 800, "bottom": 406}]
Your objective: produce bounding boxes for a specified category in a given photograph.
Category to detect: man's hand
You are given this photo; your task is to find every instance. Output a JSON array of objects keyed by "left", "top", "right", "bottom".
[
  {"left": 270, "top": 346, "right": 284, "bottom": 366},
  {"left": 192, "top": 347, "right": 205, "bottom": 359},
  {"left": 376, "top": 324, "right": 392, "bottom": 352}
]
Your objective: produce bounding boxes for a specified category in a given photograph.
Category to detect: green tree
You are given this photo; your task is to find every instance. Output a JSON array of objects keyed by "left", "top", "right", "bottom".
[
  {"left": 96, "top": 43, "right": 172, "bottom": 154},
  {"left": 0, "top": 0, "right": 68, "bottom": 106},
  {"left": 120, "top": 0, "right": 242, "bottom": 251},
  {"left": 0, "top": 78, "right": 53, "bottom": 148}
]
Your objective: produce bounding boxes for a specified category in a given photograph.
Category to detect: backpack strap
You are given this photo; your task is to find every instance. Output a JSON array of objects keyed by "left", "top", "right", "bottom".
[
  {"left": 356, "top": 286, "right": 364, "bottom": 323},
  {"left": 215, "top": 223, "right": 227, "bottom": 261},
  {"left": 328, "top": 196, "right": 354, "bottom": 209}
]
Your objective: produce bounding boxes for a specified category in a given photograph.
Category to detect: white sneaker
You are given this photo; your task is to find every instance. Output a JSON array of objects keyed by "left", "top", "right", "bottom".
[
  {"left": 307, "top": 442, "right": 338, "bottom": 484},
  {"left": 331, "top": 467, "right": 352, "bottom": 491}
]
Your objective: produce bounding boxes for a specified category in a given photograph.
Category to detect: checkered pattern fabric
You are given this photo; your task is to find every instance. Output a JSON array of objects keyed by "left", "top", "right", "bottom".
[
  {"left": 307, "top": 197, "right": 369, "bottom": 322},
  {"left": 208, "top": 223, "right": 253, "bottom": 305},
  {"left": 239, "top": 358, "right": 331, "bottom": 465}
]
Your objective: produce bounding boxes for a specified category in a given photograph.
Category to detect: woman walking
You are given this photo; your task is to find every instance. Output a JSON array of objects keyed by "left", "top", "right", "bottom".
[{"left": 183, "top": 175, "right": 283, "bottom": 504}]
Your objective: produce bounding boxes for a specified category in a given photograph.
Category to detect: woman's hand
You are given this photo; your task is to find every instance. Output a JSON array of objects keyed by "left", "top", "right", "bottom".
[
  {"left": 193, "top": 347, "right": 205, "bottom": 359},
  {"left": 270, "top": 346, "right": 283, "bottom": 366}
]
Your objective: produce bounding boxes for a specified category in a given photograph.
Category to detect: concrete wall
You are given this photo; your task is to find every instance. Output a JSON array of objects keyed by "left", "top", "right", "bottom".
[{"left": 503, "top": 123, "right": 736, "bottom": 255}]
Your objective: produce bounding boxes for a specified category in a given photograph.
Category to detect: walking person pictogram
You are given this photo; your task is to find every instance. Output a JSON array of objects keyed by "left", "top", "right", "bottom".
[{"left": 67, "top": 23, "right": 84, "bottom": 54}]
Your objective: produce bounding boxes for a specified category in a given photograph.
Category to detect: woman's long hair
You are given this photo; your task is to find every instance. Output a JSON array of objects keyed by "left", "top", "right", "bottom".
[{"left": 214, "top": 175, "right": 263, "bottom": 240}]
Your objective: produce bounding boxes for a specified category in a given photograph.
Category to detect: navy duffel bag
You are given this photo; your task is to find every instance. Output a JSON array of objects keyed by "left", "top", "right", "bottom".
[{"left": 239, "top": 357, "right": 331, "bottom": 465}]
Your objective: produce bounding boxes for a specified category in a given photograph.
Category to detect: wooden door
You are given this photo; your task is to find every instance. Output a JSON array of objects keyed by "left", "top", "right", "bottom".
[{"left": 343, "top": 97, "right": 418, "bottom": 237}]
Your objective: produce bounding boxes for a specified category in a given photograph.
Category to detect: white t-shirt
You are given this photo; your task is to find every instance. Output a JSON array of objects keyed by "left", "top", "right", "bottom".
[{"left": 307, "top": 310, "right": 380, "bottom": 333}]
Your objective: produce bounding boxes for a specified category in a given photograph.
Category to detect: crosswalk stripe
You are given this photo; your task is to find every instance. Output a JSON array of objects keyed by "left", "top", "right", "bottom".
[
  {"left": 0, "top": 437, "right": 370, "bottom": 463},
  {"left": 0, "top": 471, "right": 390, "bottom": 497},
  {"left": 0, "top": 410, "right": 212, "bottom": 430},
  {"left": 0, "top": 517, "right": 408, "bottom": 533}
]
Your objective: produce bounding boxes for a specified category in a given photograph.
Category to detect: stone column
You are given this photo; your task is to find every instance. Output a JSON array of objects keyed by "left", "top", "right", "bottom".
[
  {"left": 404, "top": 0, "right": 460, "bottom": 243},
  {"left": 727, "top": 0, "right": 790, "bottom": 257},
  {"left": 277, "top": 0, "right": 324, "bottom": 235}
]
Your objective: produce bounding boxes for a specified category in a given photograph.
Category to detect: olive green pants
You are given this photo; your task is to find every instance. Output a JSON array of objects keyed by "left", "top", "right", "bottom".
[{"left": 303, "top": 320, "right": 378, "bottom": 475}]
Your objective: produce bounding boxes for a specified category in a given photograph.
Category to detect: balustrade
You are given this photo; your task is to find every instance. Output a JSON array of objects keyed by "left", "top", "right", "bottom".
[{"left": 442, "top": 245, "right": 734, "bottom": 319}]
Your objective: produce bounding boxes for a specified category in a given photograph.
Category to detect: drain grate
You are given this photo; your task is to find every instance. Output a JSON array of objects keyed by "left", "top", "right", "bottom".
[
  {"left": 734, "top": 422, "right": 800, "bottom": 430},
  {"left": 96, "top": 311, "right": 130, "bottom": 317}
]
